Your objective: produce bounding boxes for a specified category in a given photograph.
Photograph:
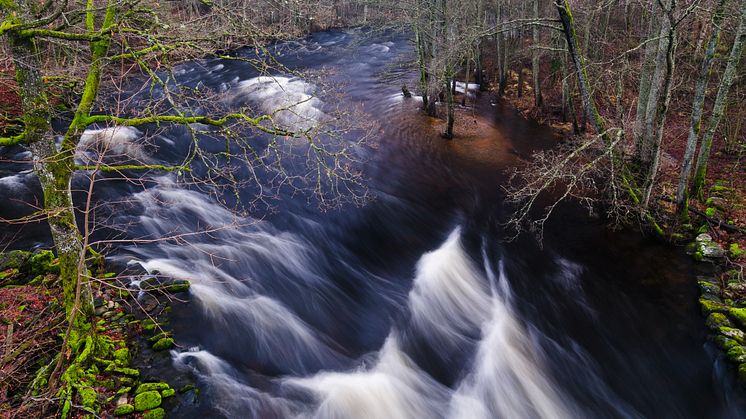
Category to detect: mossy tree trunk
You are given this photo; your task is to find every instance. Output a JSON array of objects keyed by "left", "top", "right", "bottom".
[
  {"left": 5, "top": 1, "right": 93, "bottom": 326},
  {"left": 554, "top": 0, "right": 609, "bottom": 144},
  {"left": 676, "top": 0, "right": 728, "bottom": 217},
  {"left": 692, "top": 3, "right": 746, "bottom": 200}
]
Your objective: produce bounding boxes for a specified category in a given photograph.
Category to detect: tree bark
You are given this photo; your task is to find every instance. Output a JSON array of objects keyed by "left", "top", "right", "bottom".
[
  {"left": 554, "top": 0, "right": 609, "bottom": 144},
  {"left": 676, "top": 0, "right": 728, "bottom": 216},
  {"left": 692, "top": 3, "right": 746, "bottom": 199},
  {"left": 532, "top": 0, "right": 542, "bottom": 107}
]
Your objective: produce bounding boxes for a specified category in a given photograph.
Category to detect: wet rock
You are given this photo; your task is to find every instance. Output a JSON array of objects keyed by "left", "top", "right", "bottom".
[
  {"left": 706, "top": 313, "right": 732, "bottom": 330},
  {"left": 720, "top": 327, "right": 746, "bottom": 344},
  {"left": 164, "top": 279, "right": 190, "bottom": 293},
  {"left": 697, "top": 278, "right": 721, "bottom": 296},
  {"left": 715, "top": 335, "right": 740, "bottom": 351},
  {"left": 693, "top": 233, "right": 726, "bottom": 259},
  {"left": 139, "top": 294, "right": 159, "bottom": 313},
  {"left": 134, "top": 390, "right": 162, "bottom": 411},
  {"left": 699, "top": 297, "right": 726, "bottom": 315}
]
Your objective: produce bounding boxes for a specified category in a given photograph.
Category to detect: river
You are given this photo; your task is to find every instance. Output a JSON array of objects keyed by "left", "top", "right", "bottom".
[{"left": 1, "top": 28, "right": 744, "bottom": 418}]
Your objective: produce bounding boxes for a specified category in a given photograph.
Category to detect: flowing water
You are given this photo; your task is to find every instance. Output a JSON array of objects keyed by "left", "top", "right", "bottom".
[{"left": 1, "top": 29, "right": 745, "bottom": 418}]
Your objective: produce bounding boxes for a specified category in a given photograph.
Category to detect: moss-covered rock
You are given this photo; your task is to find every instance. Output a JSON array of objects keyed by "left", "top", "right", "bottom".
[
  {"left": 143, "top": 407, "right": 166, "bottom": 419},
  {"left": 739, "top": 363, "right": 746, "bottom": 385},
  {"left": 113, "top": 403, "right": 135, "bottom": 416},
  {"left": 698, "top": 279, "right": 721, "bottom": 295},
  {"left": 78, "top": 386, "right": 98, "bottom": 410},
  {"left": 699, "top": 297, "right": 727, "bottom": 315},
  {"left": 0, "top": 250, "right": 31, "bottom": 271},
  {"left": 692, "top": 233, "right": 726, "bottom": 259},
  {"left": 164, "top": 279, "right": 190, "bottom": 293},
  {"left": 726, "top": 346, "right": 746, "bottom": 364},
  {"left": 719, "top": 327, "right": 746, "bottom": 344},
  {"left": 134, "top": 390, "right": 162, "bottom": 411},
  {"left": 706, "top": 313, "right": 732, "bottom": 330},
  {"left": 152, "top": 337, "right": 175, "bottom": 351},
  {"left": 729, "top": 308, "right": 746, "bottom": 329},
  {"left": 29, "top": 250, "right": 59, "bottom": 276},
  {"left": 136, "top": 382, "right": 170, "bottom": 395},
  {"left": 113, "top": 348, "right": 130, "bottom": 367},
  {"left": 161, "top": 388, "right": 175, "bottom": 398},
  {"left": 714, "top": 335, "right": 740, "bottom": 351}
]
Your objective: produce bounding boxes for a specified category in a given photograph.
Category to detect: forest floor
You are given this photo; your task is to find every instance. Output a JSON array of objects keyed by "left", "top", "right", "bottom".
[{"left": 496, "top": 66, "right": 745, "bottom": 268}]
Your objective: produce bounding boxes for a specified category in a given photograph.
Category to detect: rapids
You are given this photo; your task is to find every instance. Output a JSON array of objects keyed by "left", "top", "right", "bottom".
[{"left": 1, "top": 28, "right": 744, "bottom": 418}]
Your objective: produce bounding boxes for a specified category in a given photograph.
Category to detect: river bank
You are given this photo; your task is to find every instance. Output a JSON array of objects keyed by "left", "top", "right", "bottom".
[{"left": 0, "top": 249, "right": 194, "bottom": 418}]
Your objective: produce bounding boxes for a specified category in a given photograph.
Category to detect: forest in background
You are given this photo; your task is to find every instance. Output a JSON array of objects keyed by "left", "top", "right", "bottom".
[{"left": 1, "top": 0, "right": 745, "bottom": 417}]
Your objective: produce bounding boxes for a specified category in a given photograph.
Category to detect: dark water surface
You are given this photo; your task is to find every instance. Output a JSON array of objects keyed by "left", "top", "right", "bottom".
[{"left": 1, "top": 29, "right": 744, "bottom": 418}]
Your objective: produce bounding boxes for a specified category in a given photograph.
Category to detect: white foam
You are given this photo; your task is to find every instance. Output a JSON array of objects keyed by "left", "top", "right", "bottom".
[
  {"left": 286, "top": 335, "right": 450, "bottom": 419},
  {"left": 230, "top": 76, "right": 325, "bottom": 130},
  {"left": 77, "top": 126, "right": 147, "bottom": 162},
  {"left": 407, "top": 228, "right": 491, "bottom": 345}
]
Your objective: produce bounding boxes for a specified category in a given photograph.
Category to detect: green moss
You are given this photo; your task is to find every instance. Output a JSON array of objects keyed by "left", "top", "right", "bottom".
[
  {"left": 0, "top": 250, "right": 31, "bottom": 271},
  {"left": 29, "top": 250, "right": 59, "bottom": 276},
  {"left": 178, "top": 384, "right": 196, "bottom": 393},
  {"left": 78, "top": 386, "right": 98, "bottom": 409},
  {"left": 730, "top": 243, "right": 745, "bottom": 258},
  {"left": 106, "top": 366, "right": 140, "bottom": 377},
  {"left": 152, "top": 337, "right": 175, "bottom": 351},
  {"left": 165, "top": 279, "right": 190, "bottom": 293},
  {"left": 727, "top": 346, "right": 746, "bottom": 364},
  {"left": 698, "top": 280, "right": 721, "bottom": 295},
  {"left": 699, "top": 297, "right": 726, "bottom": 315},
  {"left": 113, "top": 403, "right": 135, "bottom": 416},
  {"left": 706, "top": 313, "right": 732, "bottom": 330},
  {"left": 134, "top": 390, "right": 162, "bottom": 411},
  {"left": 719, "top": 327, "right": 746, "bottom": 344},
  {"left": 728, "top": 308, "right": 746, "bottom": 329},
  {"left": 136, "top": 382, "right": 170, "bottom": 394},
  {"left": 0, "top": 268, "right": 19, "bottom": 281},
  {"left": 161, "top": 388, "right": 175, "bottom": 398},
  {"left": 116, "top": 386, "right": 132, "bottom": 396},
  {"left": 715, "top": 335, "right": 740, "bottom": 351},
  {"left": 143, "top": 407, "right": 166, "bottom": 419},
  {"left": 113, "top": 347, "right": 130, "bottom": 366}
]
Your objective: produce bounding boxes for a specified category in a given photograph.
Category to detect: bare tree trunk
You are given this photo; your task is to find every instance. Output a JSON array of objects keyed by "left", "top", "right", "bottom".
[
  {"left": 638, "top": 1, "right": 671, "bottom": 167},
  {"left": 634, "top": 7, "right": 658, "bottom": 157},
  {"left": 517, "top": 66, "right": 524, "bottom": 97},
  {"left": 445, "top": 74, "right": 455, "bottom": 138},
  {"left": 642, "top": 8, "right": 678, "bottom": 210},
  {"left": 462, "top": 59, "right": 470, "bottom": 106},
  {"left": 532, "top": 0, "right": 542, "bottom": 107},
  {"left": 676, "top": 0, "right": 728, "bottom": 216},
  {"left": 692, "top": 3, "right": 746, "bottom": 199}
]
